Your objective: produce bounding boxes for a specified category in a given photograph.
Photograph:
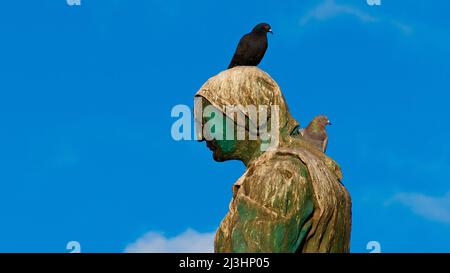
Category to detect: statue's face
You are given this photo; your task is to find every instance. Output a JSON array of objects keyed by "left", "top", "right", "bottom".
[
  {"left": 200, "top": 100, "right": 260, "bottom": 163},
  {"left": 201, "top": 106, "right": 239, "bottom": 162}
]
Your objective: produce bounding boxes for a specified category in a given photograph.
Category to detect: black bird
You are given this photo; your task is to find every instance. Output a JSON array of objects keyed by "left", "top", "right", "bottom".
[{"left": 228, "top": 23, "right": 273, "bottom": 69}]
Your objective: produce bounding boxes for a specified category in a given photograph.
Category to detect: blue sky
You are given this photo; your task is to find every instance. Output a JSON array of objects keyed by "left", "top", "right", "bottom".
[{"left": 0, "top": 0, "right": 449, "bottom": 253}]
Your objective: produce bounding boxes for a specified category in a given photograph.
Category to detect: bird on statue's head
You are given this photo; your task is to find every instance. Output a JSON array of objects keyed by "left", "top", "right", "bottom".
[{"left": 228, "top": 23, "right": 273, "bottom": 69}]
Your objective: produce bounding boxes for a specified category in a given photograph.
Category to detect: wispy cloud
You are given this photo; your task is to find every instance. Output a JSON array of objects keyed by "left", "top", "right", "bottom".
[
  {"left": 387, "top": 192, "right": 450, "bottom": 224},
  {"left": 299, "top": 0, "right": 412, "bottom": 34},
  {"left": 390, "top": 19, "right": 413, "bottom": 34},
  {"left": 124, "top": 229, "right": 215, "bottom": 253},
  {"left": 300, "top": 0, "right": 377, "bottom": 25}
]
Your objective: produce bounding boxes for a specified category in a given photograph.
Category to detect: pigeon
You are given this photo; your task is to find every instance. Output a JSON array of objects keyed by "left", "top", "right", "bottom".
[
  {"left": 228, "top": 23, "right": 273, "bottom": 69},
  {"left": 300, "top": 115, "right": 332, "bottom": 153}
]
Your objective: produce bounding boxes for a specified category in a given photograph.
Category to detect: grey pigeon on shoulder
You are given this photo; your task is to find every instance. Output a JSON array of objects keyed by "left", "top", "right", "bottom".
[{"left": 300, "top": 115, "right": 332, "bottom": 153}]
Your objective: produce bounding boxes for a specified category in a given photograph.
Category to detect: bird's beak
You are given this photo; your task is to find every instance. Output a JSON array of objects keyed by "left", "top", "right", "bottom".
[
  {"left": 328, "top": 120, "right": 332, "bottom": 125},
  {"left": 269, "top": 29, "right": 273, "bottom": 34}
]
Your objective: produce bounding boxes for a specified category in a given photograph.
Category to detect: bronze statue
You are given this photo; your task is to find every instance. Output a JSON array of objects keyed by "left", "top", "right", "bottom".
[{"left": 194, "top": 67, "right": 351, "bottom": 253}]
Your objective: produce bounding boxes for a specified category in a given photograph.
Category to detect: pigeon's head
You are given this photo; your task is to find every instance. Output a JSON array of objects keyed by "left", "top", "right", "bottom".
[
  {"left": 313, "top": 115, "right": 332, "bottom": 127},
  {"left": 252, "top": 23, "right": 273, "bottom": 34}
]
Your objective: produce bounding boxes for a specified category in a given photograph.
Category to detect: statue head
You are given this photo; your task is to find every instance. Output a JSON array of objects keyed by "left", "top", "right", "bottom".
[
  {"left": 194, "top": 67, "right": 299, "bottom": 166},
  {"left": 197, "top": 98, "right": 264, "bottom": 165}
]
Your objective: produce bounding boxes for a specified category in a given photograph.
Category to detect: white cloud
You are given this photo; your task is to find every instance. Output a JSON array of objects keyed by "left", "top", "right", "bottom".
[
  {"left": 300, "top": 0, "right": 377, "bottom": 25},
  {"left": 299, "top": 0, "right": 412, "bottom": 34},
  {"left": 388, "top": 192, "right": 450, "bottom": 224},
  {"left": 389, "top": 19, "right": 413, "bottom": 34},
  {"left": 124, "top": 229, "right": 215, "bottom": 253}
]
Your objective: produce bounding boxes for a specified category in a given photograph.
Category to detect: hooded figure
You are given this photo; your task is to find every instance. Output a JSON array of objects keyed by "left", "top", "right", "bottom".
[{"left": 194, "top": 67, "right": 351, "bottom": 253}]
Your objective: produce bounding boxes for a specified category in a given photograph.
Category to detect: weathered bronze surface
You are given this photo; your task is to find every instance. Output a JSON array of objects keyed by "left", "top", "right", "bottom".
[{"left": 195, "top": 67, "right": 351, "bottom": 253}]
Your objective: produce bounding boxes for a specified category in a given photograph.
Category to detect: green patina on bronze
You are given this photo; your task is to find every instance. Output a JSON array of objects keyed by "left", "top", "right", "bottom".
[
  {"left": 231, "top": 227, "right": 247, "bottom": 253},
  {"left": 195, "top": 67, "right": 352, "bottom": 253}
]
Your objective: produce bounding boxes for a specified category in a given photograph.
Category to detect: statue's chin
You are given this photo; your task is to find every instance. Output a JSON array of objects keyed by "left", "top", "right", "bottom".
[{"left": 212, "top": 151, "right": 224, "bottom": 162}]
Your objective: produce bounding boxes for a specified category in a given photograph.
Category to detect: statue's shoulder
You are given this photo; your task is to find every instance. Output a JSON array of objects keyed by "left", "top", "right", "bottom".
[
  {"left": 246, "top": 151, "right": 310, "bottom": 184},
  {"left": 231, "top": 151, "right": 313, "bottom": 217}
]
